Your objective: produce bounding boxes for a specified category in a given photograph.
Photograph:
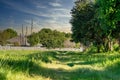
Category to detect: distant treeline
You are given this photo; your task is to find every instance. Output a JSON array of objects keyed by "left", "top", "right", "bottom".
[
  {"left": 27, "top": 28, "right": 72, "bottom": 48},
  {"left": 0, "top": 28, "right": 17, "bottom": 46},
  {"left": 0, "top": 28, "right": 73, "bottom": 48}
]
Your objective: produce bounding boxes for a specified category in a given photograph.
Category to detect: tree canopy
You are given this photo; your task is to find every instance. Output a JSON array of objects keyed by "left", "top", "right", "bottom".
[
  {"left": 27, "top": 33, "right": 40, "bottom": 46},
  {"left": 38, "top": 29, "right": 66, "bottom": 48},
  {"left": 27, "top": 28, "right": 68, "bottom": 48},
  {"left": 70, "top": 0, "right": 120, "bottom": 52}
]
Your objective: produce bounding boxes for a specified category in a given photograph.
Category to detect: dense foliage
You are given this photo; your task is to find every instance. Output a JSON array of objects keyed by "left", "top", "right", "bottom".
[
  {"left": 0, "top": 28, "right": 71, "bottom": 48},
  {"left": 27, "top": 28, "right": 68, "bottom": 48},
  {"left": 70, "top": 0, "right": 95, "bottom": 43},
  {"left": 96, "top": 0, "right": 120, "bottom": 51},
  {"left": 27, "top": 33, "right": 40, "bottom": 46},
  {"left": 38, "top": 29, "right": 66, "bottom": 48},
  {"left": 70, "top": 0, "right": 120, "bottom": 52}
]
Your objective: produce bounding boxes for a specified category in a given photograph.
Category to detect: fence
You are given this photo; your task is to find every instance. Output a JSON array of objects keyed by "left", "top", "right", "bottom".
[{"left": 0, "top": 46, "right": 83, "bottom": 52}]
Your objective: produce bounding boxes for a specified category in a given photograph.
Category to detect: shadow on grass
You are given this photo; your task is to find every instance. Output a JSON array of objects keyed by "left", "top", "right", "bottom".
[
  {"left": 29, "top": 60, "right": 120, "bottom": 80},
  {"left": 27, "top": 51, "right": 116, "bottom": 66},
  {"left": 0, "top": 58, "right": 103, "bottom": 80},
  {"left": 1, "top": 58, "right": 120, "bottom": 80},
  {"left": 27, "top": 51, "right": 58, "bottom": 63},
  {"left": 29, "top": 64, "right": 103, "bottom": 80},
  {"left": 0, "top": 59, "right": 34, "bottom": 72},
  {"left": 55, "top": 51, "right": 120, "bottom": 66},
  {"left": 0, "top": 73, "right": 6, "bottom": 80},
  {"left": 0, "top": 51, "right": 120, "bottom": 80}
]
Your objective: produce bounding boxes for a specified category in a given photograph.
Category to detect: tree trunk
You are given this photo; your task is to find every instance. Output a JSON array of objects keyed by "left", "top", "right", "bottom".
[
  {"left": 103, "top": 38, "right": 113, "bottom": 52},
  {"left": 97, "top": 45, "right": 100, "bottom": 53},
  {"left": 118, "top": 38, "right": 120, "bottom": 48},
  {"left": 108, "top": 40, "right": 113, "bottom": 51}
]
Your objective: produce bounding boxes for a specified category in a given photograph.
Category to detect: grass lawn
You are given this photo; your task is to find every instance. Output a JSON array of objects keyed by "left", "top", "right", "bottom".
[{"left": 0, "top": 50, "right": 120, "bottom": 80}]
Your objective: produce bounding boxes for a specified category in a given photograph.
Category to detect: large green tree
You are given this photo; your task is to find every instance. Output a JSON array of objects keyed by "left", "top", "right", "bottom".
[
  {"left": 70, "top": 0, "right": 97, "bottom": 50},
  {"left": 71, "top": 0, "right": 120, "bottom": 52},
  {"left": 38, "top": 28, "right": 66, "bottom": 48},
  {"left": 27, "top": 33, "right": 40, "bottom": 46},
  {"left": 96, "top": 0, "right": 120, "bottom": 51}
]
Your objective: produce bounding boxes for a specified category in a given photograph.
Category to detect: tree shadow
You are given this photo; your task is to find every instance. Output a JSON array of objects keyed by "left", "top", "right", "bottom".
[
  {"left": 0, "top": 58, "right": 34, "bottom": 72},
  {"left": 0, "top": 51, "right": 120, "bottom": 80},
  {"left": 55, "top": 51, "right": 120, "bottom": 66},
  {"left": 0, "top": 57, "right": 104, "bottom": 80},
  {"left": 0, "top": 73, "right": 6, "bottom": 80},
  {"left": 54, "top": 51, "right": 103, "bottom": 65},
  {"left": 29, "top": 63, "right": 103, "bottom": 80},
  {"left": 27, "top": 51, "right": 58, "bottom": 63},
  {"left": 25, "top": 61, "right": 120, "bottom": 80}
]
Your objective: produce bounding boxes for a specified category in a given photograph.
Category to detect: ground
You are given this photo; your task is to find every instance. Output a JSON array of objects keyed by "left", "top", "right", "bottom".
[{"left": 0, "top": 50, "right": 120, "bottom": 80}]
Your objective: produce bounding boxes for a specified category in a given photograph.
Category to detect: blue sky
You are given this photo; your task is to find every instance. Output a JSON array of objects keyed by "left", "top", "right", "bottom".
[{"left": 0, "top": 0, "right": 75, "bottom": 34}]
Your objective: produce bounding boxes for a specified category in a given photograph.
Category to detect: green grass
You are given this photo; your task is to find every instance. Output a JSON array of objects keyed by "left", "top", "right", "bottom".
[{"left": 0, "top": 50, "right": 120, "bottom": 80}]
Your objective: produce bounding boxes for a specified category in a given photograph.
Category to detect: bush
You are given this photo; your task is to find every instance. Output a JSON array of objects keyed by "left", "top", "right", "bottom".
[{"left": 14, "top": 42, "right": 20, "bottom": 46}]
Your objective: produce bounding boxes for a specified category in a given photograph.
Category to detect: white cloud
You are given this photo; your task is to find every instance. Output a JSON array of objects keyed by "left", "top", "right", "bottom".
[
  {"left": 1, "top": 0, "right": 72, "bottom": 33},
  {"left": 31, "top": 0, "right": 47, "bottom": 9},
  {"left": 2, "top": 0, "right": 71, "bottom": 18},
  {"left": 49, "top": 2, "right": 61, "bottom": 7},
  {"left": 23, "top": 17, "right": 72, "bottom": 33},
  {"left": 43, "top": 23, "right": 72, "bottom": 33},
  {"left": 2, "top": 0, "right": 72, "bottom": 18},
  {"left": 36, "top": 5, "right": 47, "bottom": 9},
  {"left": 53, "top": 8, "right": 68, "bottom": 11}
]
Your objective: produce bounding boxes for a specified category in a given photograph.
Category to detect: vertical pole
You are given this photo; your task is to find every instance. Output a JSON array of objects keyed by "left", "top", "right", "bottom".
[
  {"left": 22, "top": 24, "right": 24, "bottom": 46},
  {"left": 25, "top": 26, "right": 28, "bottom": 46},
  {"left": 20, "top": 33, "right": 21, "bottom": 46},
  {"left": 31, "top": 19, "right": 33, "bottom": 34},
  {"left": 22, "top": 24, "right": 24, "bottom": 36},
  {"left": 26, "top": 26, "right": 28, "bottom": 36}
]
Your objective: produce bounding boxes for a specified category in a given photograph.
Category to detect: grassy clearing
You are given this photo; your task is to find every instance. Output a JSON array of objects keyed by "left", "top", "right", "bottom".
[{"left": 0, "top": 50, "right": 120, "bottom": 80}]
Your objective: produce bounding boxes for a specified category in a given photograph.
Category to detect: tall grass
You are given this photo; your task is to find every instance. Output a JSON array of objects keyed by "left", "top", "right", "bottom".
[{"left": 0, "top": 50, "right": 120, "bottom": 80}]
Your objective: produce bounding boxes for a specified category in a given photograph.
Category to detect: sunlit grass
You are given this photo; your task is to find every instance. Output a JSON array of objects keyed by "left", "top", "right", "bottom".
[{"left": 0, "top": 50, "right": 120, "bottom": 80}]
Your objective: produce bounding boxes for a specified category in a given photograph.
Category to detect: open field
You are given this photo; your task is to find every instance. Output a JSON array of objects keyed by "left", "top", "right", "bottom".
[{"left": 0, "top": 50, "right": 120, "bottom": 80}]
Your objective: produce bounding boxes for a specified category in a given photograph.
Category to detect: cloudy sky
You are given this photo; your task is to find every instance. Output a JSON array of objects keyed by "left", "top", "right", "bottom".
[{"left": 0, "top": 0, "right": 75, "bottom": 34}]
